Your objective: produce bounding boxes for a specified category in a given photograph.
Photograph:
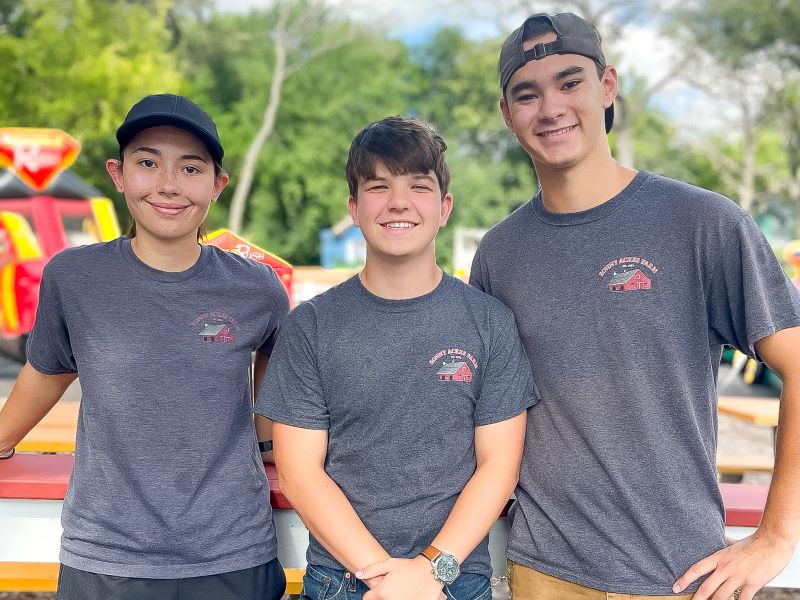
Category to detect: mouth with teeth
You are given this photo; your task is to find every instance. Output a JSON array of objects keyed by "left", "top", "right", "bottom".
[
  {"left": 381, "top": 221, "right": 418, "bottom": 230},
  {"left": 537, "top": 124, "right": 578, "bottom": 137}
]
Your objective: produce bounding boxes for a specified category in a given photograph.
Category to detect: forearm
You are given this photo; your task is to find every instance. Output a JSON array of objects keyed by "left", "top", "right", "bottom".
[
  {"left": 756, "top": 372, "right": 800, "bottom": 548},
  {"left": 431, "top": 458, "right": 518, "bottom": 562},
  {"left": 280, "top": 466, "right": 390, "bottom": 572},
  {"left": 0, "top": 363, "right": 76, "bottom": 452}
]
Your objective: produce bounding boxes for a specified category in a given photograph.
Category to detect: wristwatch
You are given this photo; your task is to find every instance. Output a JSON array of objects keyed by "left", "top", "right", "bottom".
[
  {"left": 258, "top": 440, "right": 273, "bottom": 453},
  {"left": 0, "top": 447, "right": 14, "bottom": 460},
  {"left": 421, "top": 545, "right": 460, "bottom": 584}
]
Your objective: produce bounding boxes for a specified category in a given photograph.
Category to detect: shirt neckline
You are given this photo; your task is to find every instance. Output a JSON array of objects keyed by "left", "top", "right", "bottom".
[
  {"left": 120, "top": 237, "right": 212, "bottom": 282},
  {"left": 350, "top": 271, "right": 454, "bottom": 313},
  {"left": 530, "top": 170, "right": 650, "bottom": 226}
]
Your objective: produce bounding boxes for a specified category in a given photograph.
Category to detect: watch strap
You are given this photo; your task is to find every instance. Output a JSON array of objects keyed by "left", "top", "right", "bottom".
[
  {"left": 258, "top": 440, "right": 273, "bottom": 453},
  {"left": 0, "top": 447, "right": 14, "bottom": 460},
  {"left": 421, "top": 545, "right": 441, "bottom": 563}
]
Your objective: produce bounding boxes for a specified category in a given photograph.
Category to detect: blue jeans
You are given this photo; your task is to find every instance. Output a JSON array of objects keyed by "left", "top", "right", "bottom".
[{"left": 301, "top": 563, "right": 492, "bottom": 600}]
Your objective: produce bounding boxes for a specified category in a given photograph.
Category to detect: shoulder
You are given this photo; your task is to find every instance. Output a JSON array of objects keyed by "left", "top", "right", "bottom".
[
  {"left": 639, "top": 171, "right": 746, "bottom": 224},
  {"left": 478, "top": 201, "right": 534, "bottom": 252},
  {"left": 207, "top": 246, "right": 285, "bottom": 290},
  {"left": 447, "top": 275, "right": 516, "bottom": 325},
  {"left": 43, "top": 239, "right": 120, "bottom": 279}
]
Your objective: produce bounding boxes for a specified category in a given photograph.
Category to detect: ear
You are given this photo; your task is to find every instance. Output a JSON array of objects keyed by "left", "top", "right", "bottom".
[
  {"left": 347, "top": 195, "right": 359, "bottom": 227},
  {"left": 601, "top": 65, "right": 619, "bottom": 108},
  {"left": 106, "top": 159, "right": 125, "bottom": 193},
  {"left": 499, "top": 96, "right": 514, "bottom": 131},
  {"left": 211, "top": 171, "right": 230, "bottom": 203},
  {"left": 439, "top": 193, "right": 454, "bottom": 227}
]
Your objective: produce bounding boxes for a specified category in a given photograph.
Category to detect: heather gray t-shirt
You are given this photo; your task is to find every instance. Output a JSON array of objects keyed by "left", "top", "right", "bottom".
[
  {"left": 256, "top": 273, "right": 537, "bottom": 578},
  {"left": 26, "top": 237, "right": 289, "bottom": 578},
  {"left": 470, "top": 171, "right": 800, "bottom": 594}
]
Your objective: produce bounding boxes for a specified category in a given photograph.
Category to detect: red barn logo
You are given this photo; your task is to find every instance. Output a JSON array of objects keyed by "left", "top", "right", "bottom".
[
  {"left": 198, "top": 323, "right": 235, "bottom": 344},
  {"left": 598, "top": 256, "right": 658, "bottom": 293},
  {"left": 607, "top": 268, "right": 651, "bottom": 292},
  {"left": 436, "top": 360, "right": 473, "bottom": 382},
  {"left": 191, "top": 311, "right": 240, "bottom": 344}
]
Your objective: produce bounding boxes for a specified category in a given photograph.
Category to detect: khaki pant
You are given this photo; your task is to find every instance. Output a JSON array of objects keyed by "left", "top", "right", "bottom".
[{"left": 507, "top": 560, "right": 697, "bottom": 600}]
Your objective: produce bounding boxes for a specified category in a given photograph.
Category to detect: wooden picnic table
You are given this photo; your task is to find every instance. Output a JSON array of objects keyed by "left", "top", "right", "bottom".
[
  {"left": 0, "top": 401, "right": 78, "bottom": 453},
  {"left": 717, "top": 395, "right": 779, "bottom": 427}
]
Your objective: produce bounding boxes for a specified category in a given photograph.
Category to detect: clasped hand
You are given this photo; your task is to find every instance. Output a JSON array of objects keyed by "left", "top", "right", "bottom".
[{"left": 356, "top": 556, "right": 446, "bottom": 600}]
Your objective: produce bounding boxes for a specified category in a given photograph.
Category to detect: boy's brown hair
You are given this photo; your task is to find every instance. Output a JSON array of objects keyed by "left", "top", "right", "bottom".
[{"left": 346, "top": 116, "right": 450, "bottom": 198}]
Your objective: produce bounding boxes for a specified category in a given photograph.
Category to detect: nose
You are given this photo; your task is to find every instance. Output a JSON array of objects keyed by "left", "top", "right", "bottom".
[
  {"left": 157, "top": 168, "right": 180, "bottom": 196},
  {"left": 386, "top": 187, "right": 411, "bottom": 211},
  {"left": 538, "top": 92, "right": 566, "bottom": 124}
]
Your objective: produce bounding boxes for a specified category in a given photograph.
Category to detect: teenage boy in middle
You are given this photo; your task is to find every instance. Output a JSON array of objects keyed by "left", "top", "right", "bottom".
[{"left": 256, "top": 116, "right": 537, "bottom": 600}]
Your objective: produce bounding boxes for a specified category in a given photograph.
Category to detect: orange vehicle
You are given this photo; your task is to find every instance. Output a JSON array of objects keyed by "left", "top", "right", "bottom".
[{"left": 0, "top": 128, "right": 120, "bottom": 357}]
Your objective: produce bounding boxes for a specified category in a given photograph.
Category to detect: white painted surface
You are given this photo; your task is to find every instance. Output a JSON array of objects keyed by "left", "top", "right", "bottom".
[{"left": 1, "top": 500, "right": 798, "bottom": 588}]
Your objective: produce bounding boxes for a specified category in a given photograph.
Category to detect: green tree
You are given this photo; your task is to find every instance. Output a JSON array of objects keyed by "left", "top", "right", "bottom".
[
  {"left": 178, "top": 8, "right": 414, "bottom": 263},
  {"left": 0, "top": 0, "right": 183, "bottom": 204}
]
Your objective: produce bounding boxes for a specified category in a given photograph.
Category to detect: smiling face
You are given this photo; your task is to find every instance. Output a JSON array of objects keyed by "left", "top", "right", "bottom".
[
  {"left": 106, "top": 125, "right": 228, "bottom": 246},
  {"left": 348, "top": 163, "right": 453, "bottom": 263},
  {"left": 500, "top": 32, "right": 617, "bottom": 172}
]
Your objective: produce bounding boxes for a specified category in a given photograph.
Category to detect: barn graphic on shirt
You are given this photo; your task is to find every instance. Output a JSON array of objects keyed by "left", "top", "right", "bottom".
[
  {"left": 437, "top": 360, "right": 473, "bottom": 382},
  {"left": 606, "top": 268, "right": 652, "bottom": 292},
  {"left": 198, "top": 323, "right": 235, "bottom": 344}
]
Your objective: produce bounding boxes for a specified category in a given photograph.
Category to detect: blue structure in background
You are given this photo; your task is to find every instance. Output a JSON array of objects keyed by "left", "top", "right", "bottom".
[{"left": 320, "top": 217, "right": 366, "bottom": 268}]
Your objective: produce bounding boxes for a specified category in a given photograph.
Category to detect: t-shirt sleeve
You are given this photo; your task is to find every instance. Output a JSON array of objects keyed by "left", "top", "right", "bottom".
[
  {"left": 25, "top": 262, "right": 77, "bottom": 374},
  {"left": 469, "top": 243, "right": 489, "bottom": 293},
  {"left": 254, "top": 305, "right": 329, "bottom": 429},
  {"left": 255, "top": 267, "right": 291, "bottom": 358},
  {"left": 707, "top": 214, "right": 800, "bottom": 359},
  {"left": 474, "top": 312, "right": 539, "bottom": 426}
]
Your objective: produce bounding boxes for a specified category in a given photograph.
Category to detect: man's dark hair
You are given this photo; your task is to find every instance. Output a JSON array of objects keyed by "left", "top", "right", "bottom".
[{"left": 346, "top": 117, "right": 450, "bottom": 197}]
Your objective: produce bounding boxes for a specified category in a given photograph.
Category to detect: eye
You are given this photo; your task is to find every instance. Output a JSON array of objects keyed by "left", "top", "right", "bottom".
[
  {"left": 563, "top": 79, "right": 582, "bottom": 91},
  {"left": 412, "top": 184, "right": 433, "bottom": 192},
  {"left": 183, "top": 165, "right": 202, "bottom": 175},
  {"left": 366, "top": 184, "right": 388, "bottom": 192},
  {"left": 515, "top": 93, "right": 538, "bottom": 103},
  {"left": 138, "top": 159, "right": 157, "bottom": 168}
]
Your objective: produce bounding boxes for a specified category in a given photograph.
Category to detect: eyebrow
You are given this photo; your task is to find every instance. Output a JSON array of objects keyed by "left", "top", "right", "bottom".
[
  {"left": 129, "top": 147, "right": 209, "bottom": 163},
  {"left": 509, "top": 65, "right": 586, "bottom": 97}
]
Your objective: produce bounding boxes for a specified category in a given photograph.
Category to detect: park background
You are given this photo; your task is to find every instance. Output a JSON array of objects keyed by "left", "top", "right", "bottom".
[
  {"left": 2, "top": 0, "right": 800, "bottom": 274},
  {"left": 2, "top": 1, "right": 800, "bottom": 598}
]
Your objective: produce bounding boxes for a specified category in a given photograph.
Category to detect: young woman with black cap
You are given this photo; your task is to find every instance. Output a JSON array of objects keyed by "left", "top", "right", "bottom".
[{"left": 0, "top": 94, "right": 289, "bottom": 600}]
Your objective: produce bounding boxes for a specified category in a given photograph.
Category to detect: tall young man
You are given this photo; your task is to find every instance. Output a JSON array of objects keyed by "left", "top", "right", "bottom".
[
  {"left": 470, "top": 13, "right": 800, "bottom": 600},
  {"left": 256, "top": 117, "right": 537, "bottom": 600}
]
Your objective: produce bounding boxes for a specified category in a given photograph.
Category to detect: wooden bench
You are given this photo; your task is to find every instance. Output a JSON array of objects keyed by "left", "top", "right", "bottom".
[{"left": 717, "top": 454, "right": 774, "bottom": 483}]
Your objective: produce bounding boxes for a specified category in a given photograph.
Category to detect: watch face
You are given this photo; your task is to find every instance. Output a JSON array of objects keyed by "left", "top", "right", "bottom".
[{"left": 434, "top": 553, "right": 460, "bottom": 583}]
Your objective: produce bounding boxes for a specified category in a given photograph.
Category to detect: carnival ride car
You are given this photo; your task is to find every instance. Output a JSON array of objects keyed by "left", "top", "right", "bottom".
[{"left": 0, "top": 128, "right": 120, "bottom": 358}]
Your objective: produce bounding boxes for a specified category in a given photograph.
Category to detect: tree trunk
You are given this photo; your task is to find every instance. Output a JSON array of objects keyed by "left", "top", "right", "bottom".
[
  {"left": 227, "top": 17, "right": 288, "bottom": 233},
  {"left": 613, "top": 94, "right": 635, "bottom": 168}
]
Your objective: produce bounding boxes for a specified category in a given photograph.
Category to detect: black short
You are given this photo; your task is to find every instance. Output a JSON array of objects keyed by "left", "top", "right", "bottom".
[{"left": 56, "top": 558, "right": 286, "bottom": 600}]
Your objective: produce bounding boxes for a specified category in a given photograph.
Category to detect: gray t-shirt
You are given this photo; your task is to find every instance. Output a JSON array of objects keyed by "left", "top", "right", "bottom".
[
  {"left": 26, "top": 237, "right": 289, "bottom": 578},
  {"left": 471, "top": 171, "right": 800, "bottom": 594},
  {"left": 256, "top": 273, "right": 537, "bottom": 578}
]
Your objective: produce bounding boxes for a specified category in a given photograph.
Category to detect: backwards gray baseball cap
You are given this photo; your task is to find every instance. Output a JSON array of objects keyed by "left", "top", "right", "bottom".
[{"left": 499, "top": 13, "right": 614, "bottom": 133}]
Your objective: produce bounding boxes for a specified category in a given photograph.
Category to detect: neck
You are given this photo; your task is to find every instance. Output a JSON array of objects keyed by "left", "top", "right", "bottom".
[
  {"left": 359, "top": 248, "right": 443, "bottom": 300},
  {"left": 130, "top": 232, "right": 202, "bottom": 272},
  {"left": 534, "top": 152, "right": 637, "bottom": 214}
]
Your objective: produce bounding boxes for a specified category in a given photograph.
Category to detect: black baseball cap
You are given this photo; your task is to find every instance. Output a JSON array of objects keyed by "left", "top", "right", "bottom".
[
  {"left": 499, "top": 13, "right": 614, "bottom": 133},
  {"left": 116, "top": 94, "right": 224, "bottom": 163}
]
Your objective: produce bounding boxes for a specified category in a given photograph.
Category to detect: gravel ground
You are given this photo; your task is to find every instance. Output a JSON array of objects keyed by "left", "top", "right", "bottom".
[{"left": 1, "top": 364, "right": 797, "bottom": 598}]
